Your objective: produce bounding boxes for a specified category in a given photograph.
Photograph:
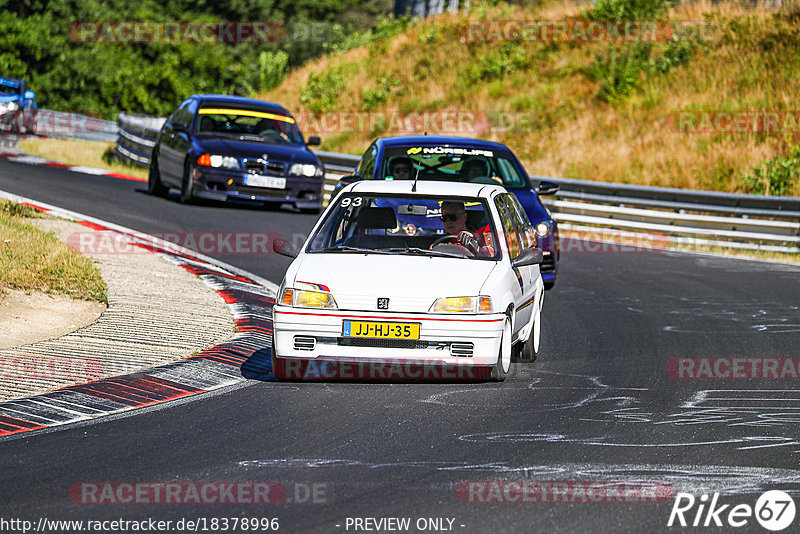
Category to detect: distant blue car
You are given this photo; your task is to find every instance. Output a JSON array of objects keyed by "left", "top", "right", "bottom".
[
  {"left": 333, "top": 135, "right": 560, "bottom": 289},
  {"left": 0, "top": 77, "right": 37, "bottom": 134}
]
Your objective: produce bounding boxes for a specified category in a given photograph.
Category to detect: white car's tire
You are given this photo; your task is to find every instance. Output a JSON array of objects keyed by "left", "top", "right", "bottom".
[
  {"left": 516, "top": 301, "right": 541, "bottom": 363},
  {"left": 490, "top": 318, "right": 512, "bottom": 382},
  {"left": 271, "top": 335, "right": 289, "bottom": 380}
]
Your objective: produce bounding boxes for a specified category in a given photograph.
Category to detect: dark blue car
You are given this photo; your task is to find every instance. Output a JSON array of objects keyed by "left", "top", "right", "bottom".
[
  {"left": 0, "top": 77, "right": 37, "bottom": 134},
  {"left": 333, "top": 135, "right": 560, "bottom": 289},
  {"left": 149, "top": 94, "right": 324, "bottom": 212}
]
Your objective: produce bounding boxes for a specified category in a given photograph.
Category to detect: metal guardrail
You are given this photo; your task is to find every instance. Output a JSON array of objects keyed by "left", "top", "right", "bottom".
[
  {"left": 115, "top": 113, "right": 165, "bottom": 167},
  {"left": 110, "top": 117, "right": 799, "bottom": 253}
]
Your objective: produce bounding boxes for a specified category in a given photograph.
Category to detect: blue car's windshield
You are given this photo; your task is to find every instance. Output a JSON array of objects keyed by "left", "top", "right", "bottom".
[
  {"left": 379, "top": 146, "right": 529, "bottom": 190},
  {"left": 307, "top": 193, "right": 500, "bottom": 260},
  {"left": 194, "top": 107, "right": 304, "bottom": 144},
  {"left": 0, "top": 83, "right": 19, "bottom": 96}
]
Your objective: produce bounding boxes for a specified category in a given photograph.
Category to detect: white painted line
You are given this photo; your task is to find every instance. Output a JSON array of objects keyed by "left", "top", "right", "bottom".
[{"left": 67, "top": 166, "right": 110, "bottom": 175}]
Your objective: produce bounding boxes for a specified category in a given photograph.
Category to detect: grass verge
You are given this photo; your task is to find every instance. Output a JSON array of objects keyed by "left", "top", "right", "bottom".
[
  {"left": 0, "top": 200, "right": 108, "bottom": 302},
  {"left": 17, "top": 138, "right": 148, "bottom": 180}
]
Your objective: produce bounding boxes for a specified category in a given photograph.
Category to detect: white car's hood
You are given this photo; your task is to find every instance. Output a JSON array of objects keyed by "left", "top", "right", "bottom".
[{"left": 292, "top": 253, "right": 498, "bottom": 313}]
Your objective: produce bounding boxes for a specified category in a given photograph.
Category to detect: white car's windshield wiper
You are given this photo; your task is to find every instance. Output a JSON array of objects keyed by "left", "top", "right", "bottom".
[
  {"left": 313, "top": 246, "right": 397, "bottom": 255},
  {"left": 385, "top": 247, "right": 469, "bottom": 259}
]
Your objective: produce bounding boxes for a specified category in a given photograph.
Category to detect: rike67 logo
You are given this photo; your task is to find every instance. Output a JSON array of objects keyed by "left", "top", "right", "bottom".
[{"left": 668, "top": 491, "right": 796, "bottom": 531}]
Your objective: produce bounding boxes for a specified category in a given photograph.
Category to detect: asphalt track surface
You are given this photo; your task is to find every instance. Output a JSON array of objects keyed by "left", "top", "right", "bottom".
[{"left": 1, "top": 158, "right": 800, "bottom": 533}]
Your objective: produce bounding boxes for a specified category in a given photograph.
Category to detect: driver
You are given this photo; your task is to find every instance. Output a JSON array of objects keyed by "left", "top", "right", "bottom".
[
  {"left": 438, "top": 201, "right": 495, "bottom": 257},
  {"left": 389, "top": 157, "right": 413, "bottom": 180},
  {"left": 461, "top": 158, "right": 502, "bottom": 184}
]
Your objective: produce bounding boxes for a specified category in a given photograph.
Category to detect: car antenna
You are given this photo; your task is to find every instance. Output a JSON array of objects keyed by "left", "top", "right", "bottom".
[{"left": 412, "top": 154, "right": 421, "bottom": 192}]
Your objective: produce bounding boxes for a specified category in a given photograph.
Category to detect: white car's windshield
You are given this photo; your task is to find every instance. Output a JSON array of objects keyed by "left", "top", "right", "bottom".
[{"left": 308, "top": 193, "right": 501, "bottom": 260}]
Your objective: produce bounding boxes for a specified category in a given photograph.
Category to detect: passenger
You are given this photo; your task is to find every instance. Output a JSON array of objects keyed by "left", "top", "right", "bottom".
[
  {"left": 461, "top": 158, "right": 501, "bottom": 184},
  {"left": 199, "top": 116, "right": 216, "bottom": 132},
  {"left": 389, "top": 157, "right": 413, "bottom": 180}
]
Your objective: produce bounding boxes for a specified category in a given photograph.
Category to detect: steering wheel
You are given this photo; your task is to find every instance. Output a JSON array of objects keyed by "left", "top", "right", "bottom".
[{"left": 431, "top": 235, "right": 459, "bottom": 247}]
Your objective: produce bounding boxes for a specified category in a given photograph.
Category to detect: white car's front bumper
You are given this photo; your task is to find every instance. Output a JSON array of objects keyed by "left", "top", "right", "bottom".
[{"left": 273, "top": 306, "right": 505, "bottom": 370}]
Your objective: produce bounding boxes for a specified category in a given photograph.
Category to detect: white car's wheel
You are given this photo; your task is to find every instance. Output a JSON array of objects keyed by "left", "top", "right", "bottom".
[
  {"left": 516, "top": 302, "right": 541, "bottom": 363},
  {"left": 490, "top": 318, "right": 512, "bottom": 382},
  {"left": 270, "top": 335, "right": 288, "bottom": 380}
]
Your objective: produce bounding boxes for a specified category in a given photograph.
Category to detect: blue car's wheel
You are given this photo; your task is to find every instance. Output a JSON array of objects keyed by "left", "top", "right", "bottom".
[
  {"left": 148, "top": 152, "right": 169, "bottom": 197},
  {"left": 179, "top": 161, "right": 195, "bottom": 204}
]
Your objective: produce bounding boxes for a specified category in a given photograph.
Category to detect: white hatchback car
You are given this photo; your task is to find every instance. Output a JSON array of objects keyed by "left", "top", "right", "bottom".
[{"left": 271, "top": 180, "right": 544, "bottom": 381}]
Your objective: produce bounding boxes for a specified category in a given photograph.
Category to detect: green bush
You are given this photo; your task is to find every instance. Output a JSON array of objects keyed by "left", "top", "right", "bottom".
[
  {"left": 590, "top": 29, "right": 698, "bottom": 103},
  {"left": 467, "top": 43, "right": 527, "bottom": 82},
  {"left": 257, "top": 51, "right": 289, "bottom": 92},
  {"left": 301, "top": 67, "right": 347, "bottom": 113},
  {"left": 741, "top": 140, "right": 800, "bottom": 196},
  {"left": 362, "top": 75, "right": 399, "bottom": 110},
  {"left": 589, "top": 0, "right": 672, "bottom": 21},
  {"left": 591, "top": 43, "right": 652, "bottom": 103}
]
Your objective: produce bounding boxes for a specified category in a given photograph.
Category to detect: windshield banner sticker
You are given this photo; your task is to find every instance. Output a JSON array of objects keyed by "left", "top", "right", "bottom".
[{"left": 406, "top": 147, "right": 494, "bottom": 157}]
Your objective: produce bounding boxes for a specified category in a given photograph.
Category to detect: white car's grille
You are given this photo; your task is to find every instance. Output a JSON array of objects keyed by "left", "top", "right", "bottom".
[
  {"left": 334, "top": 295, "right": 433, "bottom": 313},
  {"left": 293, "top": 336, "right": 317, "bottom": 351},
  {"left": 449, "top": 343, "right": 474, "bottom": 357}
]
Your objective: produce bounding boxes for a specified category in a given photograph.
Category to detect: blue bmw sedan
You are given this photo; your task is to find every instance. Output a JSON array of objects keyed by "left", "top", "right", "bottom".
[
  {"left": 332, "top": 135, "right": 560, "bottom": 289},
  {"left": 148, "top": 94, "right": 325, "bottom": 212}
]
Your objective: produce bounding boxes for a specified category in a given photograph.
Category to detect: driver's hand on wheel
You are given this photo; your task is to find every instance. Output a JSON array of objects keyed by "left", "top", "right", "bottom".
[{"left": 456, "top": 231, "right": 478, "bottom": 252}]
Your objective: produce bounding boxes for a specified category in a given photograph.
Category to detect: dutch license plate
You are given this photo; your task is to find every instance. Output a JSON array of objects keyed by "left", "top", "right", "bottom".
[
  {"left": 342, "top": 321, "right": 420, "bottom": 339},
  {"left": 244, "top": 174, "right": 286, "bottom": 189}
]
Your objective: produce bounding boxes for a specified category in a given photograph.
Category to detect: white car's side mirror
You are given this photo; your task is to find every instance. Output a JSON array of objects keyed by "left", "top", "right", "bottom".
[
  {"left": 512, "top": 247, "right": 544, "bottom": 268},
  {"left": 273, "top": 239, "right": 299, "bottom": 258}
]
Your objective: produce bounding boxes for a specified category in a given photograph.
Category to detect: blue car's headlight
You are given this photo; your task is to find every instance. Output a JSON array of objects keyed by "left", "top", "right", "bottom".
[
  {"left": 0, "top": 102, "right": 19, "bottom": 112},
  {"left": 197, "top": 154, "right": 241, "bottom": 170},
  {"left": 289, "top": 163, "right": 322, "bottom": 177},
  {"left": 535, "top": 221, "right": 552, "bottom": 238}
]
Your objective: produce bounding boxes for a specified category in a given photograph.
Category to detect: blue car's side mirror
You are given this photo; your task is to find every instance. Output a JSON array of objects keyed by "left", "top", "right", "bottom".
[
  {"left": 536, "top": 180, "right": 559, "bottom": 196},
  {"left": 24, "top": 90, "right": 35, "bottom": 100}
]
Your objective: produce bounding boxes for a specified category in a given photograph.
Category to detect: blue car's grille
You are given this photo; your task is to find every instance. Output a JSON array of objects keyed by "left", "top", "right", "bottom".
[
  {"left": 244, "top": 158, "right": 286, "bottom": 176},
  {"left": 541, "top": 253, "right": 556, "bottom": 273}
]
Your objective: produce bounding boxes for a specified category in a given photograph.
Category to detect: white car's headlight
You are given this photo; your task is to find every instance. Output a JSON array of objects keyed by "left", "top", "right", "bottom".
[
  {"left": 535, "top": 221, "right": 551, "bottom": 238},
  {"left": 197, "top": 154, "right": 241, "bottom": 170},
  {"left": 289, "top": 163, "right": 321, "bottom": 177},
  {"left": 280, "top": 288, "right": 337, "bottom": 309},
  {"left": 430, "top": 296, "right": 492, "bottom": 313}
]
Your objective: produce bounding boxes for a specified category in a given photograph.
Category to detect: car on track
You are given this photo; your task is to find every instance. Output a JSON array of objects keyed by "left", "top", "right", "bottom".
[
  {"left": 271, "top": 180, "right": 545, "bottom": 381},
  {"left": 148, "top": 94, "right": 324, "bottom": 212},
  {"left": 0, "top": 77, "right": 37, "bottom": 134},
  {"left": 331, "top": 136, "right": 560, "bottom": 289}
]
